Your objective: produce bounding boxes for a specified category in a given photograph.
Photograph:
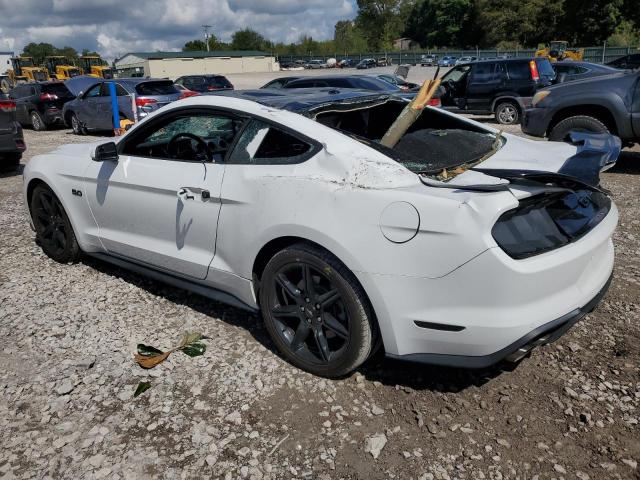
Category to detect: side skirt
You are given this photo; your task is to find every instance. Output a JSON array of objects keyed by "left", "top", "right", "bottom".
[{"left": 87, "top": 252, "right": 259, "bottom": 313}]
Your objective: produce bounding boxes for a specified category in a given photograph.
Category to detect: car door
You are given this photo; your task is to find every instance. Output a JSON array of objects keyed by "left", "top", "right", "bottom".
[
  {"left": 439, "top": 65, "right": 472, "bottom": 109},
  {"left": 9, "top": 86, "right": 28, "bottom": 124},
  {"left": 76, "top": 83, "right": 103, "bottom": 128},
  {"left": 466, "top": 62, "right": 503, "bottom": 111},
  {"left": 95, "top": 82, "right": 134, "bottom": 128},
  {"left": 632, "top": 78, "right": 640, "bottom": 138},
  {"left": 83, "top": 108, "right": 245, "bottom": 279}
]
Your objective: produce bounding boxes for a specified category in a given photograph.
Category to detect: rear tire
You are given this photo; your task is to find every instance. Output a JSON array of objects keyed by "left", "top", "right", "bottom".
[
  {"left": 30, "top": 111, "right": 46, "bottom": 131},
  {"left": 259, "top": 243, "right": 375, "bottom": 377},
  {"left": 549, "top": 115, "right": 609, "bottom": 142},
  {"left": 30, "top": 184, "right": 81, "bottom": 263},
  {"left": 494, "top": 101, "right": 520, "bottom": 125}
]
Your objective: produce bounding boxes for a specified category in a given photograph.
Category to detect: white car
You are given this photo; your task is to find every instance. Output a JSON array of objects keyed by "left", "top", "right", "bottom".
[{"left": 23, "top": 90, "right": 619, "bottom": 377}]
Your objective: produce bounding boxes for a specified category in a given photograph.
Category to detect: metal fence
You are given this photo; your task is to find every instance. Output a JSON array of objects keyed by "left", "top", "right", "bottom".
[{"left": 277, "top": 46, "right": 639, "bottom": 65}]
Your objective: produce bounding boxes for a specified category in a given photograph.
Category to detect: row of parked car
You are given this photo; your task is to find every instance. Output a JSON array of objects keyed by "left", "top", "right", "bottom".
[{"left": 2, "top": 55, "right": 639, "bottom": 171}]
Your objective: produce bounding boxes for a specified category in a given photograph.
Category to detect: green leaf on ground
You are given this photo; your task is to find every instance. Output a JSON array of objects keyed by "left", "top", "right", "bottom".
[
  {"left": 137, "top": 344, "right": 164, "bottom": 357},
  {"left": 181, "top": 342, "right": 207, "bottom": 357},
  {"left": 134, "top": 381, "right": 152, "bottom": 397}
]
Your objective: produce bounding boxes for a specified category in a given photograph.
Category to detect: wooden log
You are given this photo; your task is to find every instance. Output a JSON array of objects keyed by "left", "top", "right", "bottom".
[{"left": 380, "top": 78, "right": 441, "bottom": 148}]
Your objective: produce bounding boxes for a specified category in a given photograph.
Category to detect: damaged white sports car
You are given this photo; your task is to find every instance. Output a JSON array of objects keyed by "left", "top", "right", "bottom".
[{"left": 24, "top": 89, "right": 619, "bottom": 377}]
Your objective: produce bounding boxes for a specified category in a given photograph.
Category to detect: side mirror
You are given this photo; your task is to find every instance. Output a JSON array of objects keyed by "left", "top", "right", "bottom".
[{"left": 93, "top": 142, "right": 119, "bottom": 162}]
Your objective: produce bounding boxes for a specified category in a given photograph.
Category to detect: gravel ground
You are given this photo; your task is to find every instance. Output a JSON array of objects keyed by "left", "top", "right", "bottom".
[{"left": 1, "top": 97, "right": 639, "bottom": 479}]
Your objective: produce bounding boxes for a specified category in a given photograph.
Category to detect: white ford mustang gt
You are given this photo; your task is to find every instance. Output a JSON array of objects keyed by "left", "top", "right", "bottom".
[{"left": 23, "top": 89, "right": 619, "bottom": 377}]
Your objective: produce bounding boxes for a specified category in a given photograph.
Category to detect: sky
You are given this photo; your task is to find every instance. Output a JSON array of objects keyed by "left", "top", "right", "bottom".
[{"left": 0, "top": 0, "right": 357, "bottom": 60}]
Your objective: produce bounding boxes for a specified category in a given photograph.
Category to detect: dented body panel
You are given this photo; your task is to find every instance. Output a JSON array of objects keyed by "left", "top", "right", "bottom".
[{"left": 23, "top": 92, "right": 619, "bottom": 364}]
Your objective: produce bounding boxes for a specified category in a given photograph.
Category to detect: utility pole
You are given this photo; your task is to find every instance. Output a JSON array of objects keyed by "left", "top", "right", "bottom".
[{"left": 202, "top": 25, "right": 212, "bottom": 52}]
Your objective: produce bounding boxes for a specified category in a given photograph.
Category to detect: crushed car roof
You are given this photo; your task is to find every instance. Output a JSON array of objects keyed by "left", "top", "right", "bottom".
[{"left": 217, "top": 88, "right": 409, "bottom": 114}]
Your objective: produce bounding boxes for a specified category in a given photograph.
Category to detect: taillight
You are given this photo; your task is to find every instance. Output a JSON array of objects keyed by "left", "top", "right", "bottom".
[
  {"left": 40, "top": 93, "right": 58, "bottom": 101},
  {"left": 428, "top": 98, "right": 441, "bottom": 107},
  {"left": 0, "top": 100, "right": 16, "bottom": 112},
  {"left": 180, "top": 90, "right": 199, "bottom": 99},
  {"left": 529, "top": 60, "right": 540, "bottom": 81},
  {"left": 135, "top": 97, "right": 158, "bottom": 107}
]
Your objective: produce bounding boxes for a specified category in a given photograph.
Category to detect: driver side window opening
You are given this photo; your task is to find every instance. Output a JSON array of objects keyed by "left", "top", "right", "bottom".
[
  {"left": 227, "top": 119, "right": 314, "bottom": 165},
  {"left": 122, "top": 112, "right": 244, "bottom": 163}
]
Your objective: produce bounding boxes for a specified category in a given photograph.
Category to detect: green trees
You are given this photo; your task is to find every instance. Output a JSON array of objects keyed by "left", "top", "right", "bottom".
[
  {"left": 21, "top": 43, "right": 78, "bottom": 64},
  {"left": 231, "top": 29, "right": 271, "bottom": 51}
]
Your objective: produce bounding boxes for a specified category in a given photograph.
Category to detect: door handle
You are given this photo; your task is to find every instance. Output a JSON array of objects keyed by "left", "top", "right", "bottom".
[{"left": 178, "top": 187, "right": 210, "bottom": 201}]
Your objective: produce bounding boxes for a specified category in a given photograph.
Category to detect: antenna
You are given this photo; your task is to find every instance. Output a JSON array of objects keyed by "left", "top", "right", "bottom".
[{"left": 202, "top": 25, "right": 212, "bottom": 52}]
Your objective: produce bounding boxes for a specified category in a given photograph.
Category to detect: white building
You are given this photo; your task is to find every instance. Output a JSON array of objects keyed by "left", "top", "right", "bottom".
[
  {"left": 114, "top": 50, "right": 278, "bottom": 79},
  {"left": 0, "top": 51, "right": 14, "bottom": 76}
]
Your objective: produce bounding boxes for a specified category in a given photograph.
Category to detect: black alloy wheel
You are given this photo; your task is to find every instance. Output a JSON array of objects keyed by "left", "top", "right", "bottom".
[
  {"left": 260, "top": 244, "right": 375, "bottom": 377},
  {"left": 30, "top": 184, "right": 81, "bottom": 263}
]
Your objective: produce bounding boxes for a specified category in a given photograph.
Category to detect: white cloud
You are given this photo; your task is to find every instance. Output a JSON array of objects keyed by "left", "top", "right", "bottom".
[{"left": 0, "top": 0, "right": 356, "bottom": 60}]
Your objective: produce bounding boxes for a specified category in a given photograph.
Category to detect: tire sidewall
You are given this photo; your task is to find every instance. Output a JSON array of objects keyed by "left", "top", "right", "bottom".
[
  {"left": 259, "top": 247, "right": 372, "bottom": 377},
  {"left": 31, "top": 185, "right": 80, "bottom": 263},
  {"left": 71, "top": 114, "right": 84, "bottom": 135},
  {"left": 31, "top": 111, "right": 46, "bottom": 131},
  {"left": 549, "top": 116, "right": 609, "bottom": 142}
]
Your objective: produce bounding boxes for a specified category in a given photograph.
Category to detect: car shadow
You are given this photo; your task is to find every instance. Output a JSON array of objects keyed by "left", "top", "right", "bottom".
[
  {"left": 0, "top": 164, "right": 24, "bottom": 178},
  {"left": 608, "top": 150, "right": 640, "bottom": 174},
  {"left": 81, "top": 255, "right": 508, "bottom": 393}
]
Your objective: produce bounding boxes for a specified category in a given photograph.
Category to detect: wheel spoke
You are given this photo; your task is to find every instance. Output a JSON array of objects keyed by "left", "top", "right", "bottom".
[
  {"left": 290, "top": 321, "right": 310, "bottom": 351},
  {"left": 313, "top": 327, "right": 330, "bottom": 362},
  {"left": 272, "top": 304, "right": 300, "bottom": 318},
  {"left": 318, "top": 288, "right": 340, "bottom": 308},
  {"left": 39, "top": 194, "right": 53, "bottom": 215},
  {"left": 41, "top": 224, "right": 55, "bottom": 239},
  {"left": 302, "top": 265, "right": 315, "bottom": 297},
  {"left": 53, "top": 230, "right": 67, "bottom": 249},
  {"left": 35, "top": 209, "right": 49, "bottom": 223},
  {"left": 323, "top": 312, "right": 349, "bottom": 340},
  {"left": 277, "top": 273, "right": 301, "bottom": 301}
]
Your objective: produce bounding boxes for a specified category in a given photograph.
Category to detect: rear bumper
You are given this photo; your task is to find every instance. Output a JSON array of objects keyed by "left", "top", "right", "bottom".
[
  {"left": 356, "top": 202, "right": 617, "bottom": 365},
  {"left": 42, "top": 108, "right": 64, "bottom": 125},
  {"left": 386, "top": 272, "right": 612, "bottom": 368},
  {"left": 0, "top": 122, "right": 26, "bottom": 154}
]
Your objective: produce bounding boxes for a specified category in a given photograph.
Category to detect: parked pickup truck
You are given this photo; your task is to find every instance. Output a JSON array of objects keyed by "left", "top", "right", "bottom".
[{"left": 522, "top": 71, "right": 640, "bottom": 145}]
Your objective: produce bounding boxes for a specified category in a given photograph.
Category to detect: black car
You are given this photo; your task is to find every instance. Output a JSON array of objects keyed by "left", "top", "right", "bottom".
[
  {"left": 174, "top": 75, "right": 234, "bottom": 93},
  {"left": 606, "top": 53, "right": 640, "bottom": 70},
  {"left": 356, "top": 59, "right": 377, "bottom": 70},
  {"left": 0, "top": 94, "right": 26, "bottom": 170},
  {"left": 282, "top": 75, "right": 401, "bottom": 92},
  {"left": 439, "top": 57, "right": 556, "bottom": 124},
  {"left": 8, "top": 82, "right": 74, "bottom": 131},
  {"left": 260, "top": 77, "right": 302, "bottom": 89},
  {"left": 553, "top": 61, "right": 621, "bottom": 83},
  {"left": 522, "top": 71, "right": 639, "bottom": 144}
]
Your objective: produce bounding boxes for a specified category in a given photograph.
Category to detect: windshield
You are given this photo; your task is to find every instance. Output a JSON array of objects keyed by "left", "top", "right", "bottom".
[
  {"left": 42, "top": 83, "right": 73, "bottom": 97},
  {"left": 135, "top": 81, "right": 179, "bottom": 96},
  {"left": 442, "top": 65, "right": 471, "bottom": 82}
]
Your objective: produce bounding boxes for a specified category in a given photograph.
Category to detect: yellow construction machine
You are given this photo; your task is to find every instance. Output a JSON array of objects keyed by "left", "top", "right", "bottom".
[
  {"left": 0, "top": 57, "right": 50, "bottom": 93},
  {"left": 79, "top": 56, "right": 113, "bottom": 78},
  {"left": 44, "top": 56, "right": 82, "bottom": 80},
  {"left": 535, "top": 41, "right": 584, "bottom": 62}
]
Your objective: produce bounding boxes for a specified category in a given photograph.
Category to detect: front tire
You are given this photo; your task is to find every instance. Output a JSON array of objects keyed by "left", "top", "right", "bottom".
[
  {"left": 549, "top": 115, "right": 609, "bottom": 142},
  {"left": 494, "top": 101, "right": 520, "bottom": 125},
  {"left": 70, "top": 113, "right": 85, "bottom": 135},
  {"left": 259, "top": 244, "right": 375, "bottom": 377},
  {"left": 30, "top": 184, "right": 81, "bottom": 263},
  {"left": 31, "top": 111, "right": 46, "bottom": 131}
]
